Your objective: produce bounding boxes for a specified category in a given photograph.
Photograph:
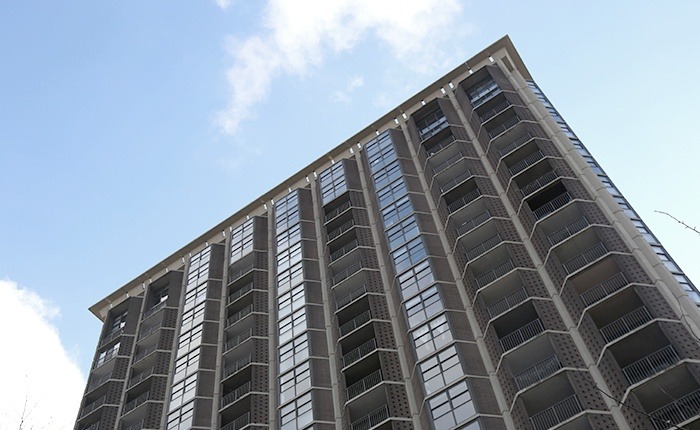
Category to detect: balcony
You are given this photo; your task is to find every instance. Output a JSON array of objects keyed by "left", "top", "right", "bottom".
[
  {"left": 456, "top": 210, "right": 491, "bottom": 237},
  {"left": 132, "top": 344, "right": 158, "bottom": 365},
  {"left": 548, "top": 217, "right": 589, "bottom": 246},
  {"left": 340, "top": 310, "right": 372, "bottom": 337},
  {"left": 468, "top": 79, "right": 500, "bottom": 107},
  {"left": 128, "top": 367, "right": 155, "bottom": 389},
  {"left": 475, "top": 259, "right": 515, "bottom": 288},
  {"left": 79, "top": 395, "right": 107, "bottom": 418},
  {"left": 142, "top": 301, "right": 167, "bottom": 320},
  {"left": 529, "top": 395, "right": 582, "bottom": 430},
  {"left": 599, "top": 306, "right": 652, "bottom": 343},
  {"left": 81, "top": 422, "right": 100, "bottom": 430},
  {"left": 509, "top": 150, "right": 545, "bottom": 176},
  {"left": 487, "top": 287, "right": 528, "bottom": 318},
  {"left": 498, "top": 132, "right": 532, "bottom": 158},
  {"left": 580, "top": 272, "right": 629, "bottom": 306},
  {"left": 221, "top": 382, "right": 252, "bottom": 408},
  {"left": 532, "top": 192, "right": 572, "bottom": 220},
  {"left": 343, "top": 338, "right": 378, "bottom": 367},
  {"left": 123, "top": 391, "right": 150, "bottom": 414},
  {"left": 87, "top": 372, "right": 113, "bottom": 392},
  {"left": 221, "top": 412, "right": 251, "bottom": 430},
  {"left": 138, "top": 322, "right": 162, "bottom": 340},
  {"left": 562, "top": 242, "right": 608, "bottom": 274},
  {"left": 433, "top": 151, "right": 467, "bottom": 175},
  {"left": 622, "top": 345, "right": 680, "bottom": 385},
  {"left": 228, "top": 263, "right": 254, "bottom": 284},
  {"left": 325, "top": 200, "right": 352, "bottom": 223},
  {"left": 464, "top": 234, "right": 502, "bottom": 262},
  {"left": 440, "top": 170, "right": 473, "bottom": 195},
  {"left": 121, "top": 419, "right": 144, "bottom": 430},
  {"left": 418, "top": 113, "right": 449, "bottom": 141},
  {"left": 100, "top": 328, "right": 124, "bottom": 347},
  {"left": 225, "top": 328, "right": 253, "bottom": 352},
  {"left": 336, "top": 284, "right": 368, "bottom": 310},
  {"left": 650, "top": 389, "right": 700, "bottom": 430},
  {"left": 447, "top": 188, "right": 482, "bottom": 213},
  {"left": 351, "top": 404, "right": 390, "bottom": 430},
  {"left": 488, "top": 115, "right": 520, "bottom": 139},
  {"left": 93, "top": 347, "right": 119, "bottom": 369},
  {"left": 520, "top": 170, "right": 558, "bottom": 197},
  {"left": 499, "top": 318, "right": 545, "bottom": 351},
  {"left": 227, "top": 305, "right": 253, "bottom": 327},
  {"left": 332, "top": 261, "right": 363, "bottom": 286},
  {"left": 330, "top": 239, "right": 359, "bottom": 263},
  {"left": 425, "top": 134, "right": 456, "bottom": 157},
  {"left": 479, "top": 100, "right": 511, "bottom": 122},
  {"left": 347, "top": 369, "right": 383, "bottom": 400},
  {"left": 227, "top": 283, "right": 254, "bottom": 305},
  {"left": 223, "top": 354, "right": 252, "bottom": 379},
  {"left": 328, "top": 219, "right": 356, "bottom": 242},
  {"left": 514, "top": 355, "right": 562, "bottom": 390}
]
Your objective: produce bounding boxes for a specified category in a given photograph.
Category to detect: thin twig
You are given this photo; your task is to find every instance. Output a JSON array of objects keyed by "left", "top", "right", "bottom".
[{"left": 655, "top": 210, "right": 700, "bottom": 237}]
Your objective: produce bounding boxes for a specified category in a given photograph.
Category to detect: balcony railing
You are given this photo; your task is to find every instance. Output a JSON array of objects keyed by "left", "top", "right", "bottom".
[
  {"left": 87, "top": 372, "right": 112, "bottom": 391},
  {"left": 343, "top": 338, "right": 378, "bottom": 367},
  {"left": 475, "top": 259, "right": 515, "bottom": 288},
  {"left": 100, "top": 328, "right": 124, "bottom": 347},
  {"left": 425, "top": 134, "right": 456, "bottom": 157},
  {"left": 121, "top": 419, "right": 144, "bottom": 430},
  {"left": 228, "top": 283, "right": 254, "bottom": 304},
  {"left": 132, "top": 344, "right": 158, "bottom": 364},
  {"left": 469, "top": 80, "right": 500, "bottom": 107},
  {"left": 419, "top": 115, "right": 449, "bottom": 141},
  {"left": 328, "top": 219, "right": 355, "bottom": 241},
  {"left": 580, "top": 272, "right": 629, "bottom": 306},
  {"left": 221, "top": 382, "right": 252, "bottom": 408},
  {"left": 79, "top": 395, "right": 106, "bottom": 418},
  {"left": 520, "top": 170, "right": 558, "bottom": 196},
  {"left": 81, "top": 422, "right": 100, "bottom": 430},
  {"left": 600, "top": 306, "right": 653, "bottom": 343},
  {"left": 488, "top": 115, "right": 520, "bottom": 139},
  {"left": 456, "top": 210, "right": 491, "bottom": 236},
  {"left": 530, "top": 395, "right": 582, "bottom": 430},
  {"left": 548, "top": 217, "right": 589, "bottom": 246},
  {"left": 227, "top": 305, "right": 253, "bottom": 327},
  {"left": 347, "top": 369, "right": 383, "bottom": 399},
  {"left": 340, "top": 310, "right": 372, "bottom": 337},
  {"left": 514, "top": 355, "right": 562, "bottom": 390},
  {"left": 499, "top": 319, "right": 545, "bottom": 351},
  {"left": 94, "top": 346, "right": 119, "bottom": 368},
  {"left": 332, "top": 261, "right": 363, "bottom": 286},
  {"left": 138, "top": 322, "right": 162, "bottom": 340},
  {"left": 622, "top": 345, "right": 680, "bottom": 385},
  {"left": 509, "top": 150, "right": 544, "bottom": 176},
  {"left": 221, "top": 412, "right": 251, "bottom": 430},
  {"left": 228, "top": 263, "right": 254, "bottom": 283},
  {"left": 433, "top": 151, "right": 466, "bottom": 175},
  {"left": 562, "top": 242, "right": 608, "bottom": 274},
  {"left": 447, "top": 188, "right": 482, "bottom": 213},
  {"left": 465, "top": 234, "right": 502, "bottom": 261},
  {"left": 123, "top": 391, "right": 150, "bottom": 414},
  {"left": 336, "top": 284, "right": 368, "bottom": 309},
  {"left": 351, "top": 404, "right": 390, "bottom": 430},
  {"left": 499, "top": 132, "right": 532, "bottom": 158},
  {"left": 128, "top": 367, "right": 155, "bottom": 389},
  {"left": 225, "top": 328, "right": 253, "bottom": 351},
  {"left": 330, "top": 239, "right": 359, "bottom": 263},
  {"left": 487, "top": 287, "right": 528, "bottom": 318},
  {"left": 532, "top": 192, "right": 572, "bottom": 220},
  {"left": 479, "top": 100, "right": 511, "bottom": 122},
  {"left": 142, "top": 300, "right": 167, "bottom": 320},
  {"left": 440, "top": 170, "right": 473, "bottom": 194},
  {"left": 650, "top": 389, "right": 700, "bottom": 430},
  {"left": 223, "top": 354, "right": 252, "bottom": 378},
  {"left": 325, "top": 200, "right": 352, "bottom": 222}
]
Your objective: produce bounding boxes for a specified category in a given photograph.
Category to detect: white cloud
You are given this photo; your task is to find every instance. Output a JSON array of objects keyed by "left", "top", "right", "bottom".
[
  {"left": 214, "top": 0, "right": 232, "bottom": 10},
  {"left": 331, "top": 75, "right": 364, "bottom": 104},
  {"left": 215, "top": 0, "right": 463, "bottom": 134},
  {"left": 0, "top": 280, "right": 85, "bottom": 430}
]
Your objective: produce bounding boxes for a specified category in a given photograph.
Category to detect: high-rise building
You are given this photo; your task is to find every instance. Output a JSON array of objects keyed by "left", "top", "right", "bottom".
[{"left": 75, "top": 36, "right": 700, "bottom": 430}]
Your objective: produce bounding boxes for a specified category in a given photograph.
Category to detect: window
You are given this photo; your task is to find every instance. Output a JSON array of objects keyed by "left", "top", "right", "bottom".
[
  {"left": 180, "top": 301, "right": 205, "bottom": 335},
  {"left": 280, "top": 392, "right": 313, "bottom": 430},
  {"left": 416, "top": 108, "right": 447, "bottom": 140},
  {"left": 187, "top": 247, "right": 211, "bottom": 285},
  {"left": 277, "top": 224, "right": 301, "bottom": 252},
  {"left": 279, "top": 307, "right": 307, "bottom": 345},
  {"left": 398, "top": 259, "right": 435, "bottom": 300},
  {"left": 107, "top": 310, "right": 127, "bottom": 334},
  {"left": 420, "top": 346, "right": 463, "bottom": 395},
  {"left": 279, "top": 334, "right": 309, "bottom": 373},
  {"left": 392, "top": 237, "right": 427, "bottom": 273},
  {"left": 405, "top": 286, "right": 443, "bottom": 328},
  {"left": 278, "top": 283, "right": 306, "bottom": 319},
  {"left": 413, "top": 315, "right": 452, "bottom": 360},
  {"left": 275, "top": 192, "right": 301, "bottom": 233},
  {"left": 173, "top": 348, "right": 200, "bottom": 384},
  {"left": 381, "top": 195, "right": 413, "bottom": 228},
  {"left": 372, "top": 160, "right": 402, "bottom": 190},
  {"left": 428, "top": 381, "right": 476, "bottom": 429},
  {"left": 277, "top": 242, "right": 303, "bottom": 272},
  {"left": 386, "top": 214, "right": 420, "bottom": 251},
  {"left": 377, "top": 178, "right": 408, "bottom": 209},
  {"left": 169, "top": 373, "right": 197, "bottom": 409},
  {"left": 183, "top": 282, "right": 207, "bottom": 312},
  {"left": 166, "top": 400, "right": 194, "bottom": 430},
  {"left": 278, "top": 261, "right": 304, "bottom": 294},
  {"left": 176, "top": 323, "right": 203, "bottom": 356},
  {"left": 230, "top": 218, "right": 255, "bottom": 263},
  {"left": 95, "top": 342, "right": 120, "bottom": 367},
  {"left": 151, "top": 286, "right": 169, "bottom": 306},
  {"left": 279, "top": 361, "right": 312, "bottom": 404},
  {"left": 319, "top": 162, "right": 348, "bottom": 204}
]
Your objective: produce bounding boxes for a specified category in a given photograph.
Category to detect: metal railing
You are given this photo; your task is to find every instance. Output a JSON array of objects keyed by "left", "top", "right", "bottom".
[
  {"left": 123, "top": 391, "right": 150, "bottom": 414},
  {"left": 650, "top": 389, "right": 700, "bottom": 430},
  {"left": 562, "top": 242, "right": 608, "bottom": 274},
  {"left": 488, "top": 115, "right": 520, "bottom": 139},
  {"left": 600, "top": 306, "right": 652, "bottom": 343},
  {"left": 343, "top": 338, "right": 377, "bottom": 367},
  {"left": 227, "top": 283, "right": 254, "bottom": 304},
  {"left": 469, "top": 80, "right": 500, "bottom": 107},
  {"left": 142, "top": 300, "right": 167, "bottom": 320},
  {"left": 514, "top": 355, "right": 562, "bottom": 390},
  {"left": 332, "top": 261, "right": 363, "bottom": 286},
  {"left": 351, "top": 404, "right": 390, "bottom": 430},
  {"left": 475, "top": 259, "right": 515, "bottom": 288},
  {"left": 330, "top": 239, "right": 359, "bottom": 262},
  {"left": 100, "top": 328, "right": 124, "bottom": 347},
  {"left": 499, "top": 319, "right": 545, "bottom": 351},
  {"left": 347, "top": 369, "right": 383, "bottom": 399},
  {"left": 221, "top": 382, "right": 252, "bottom": 407},
  {"left": 226, "top": 305, "right": 253, "bottom": 327},
  {"left": 221, "top": 413, "right": 251, "bottom": 430},
  {"left": 336, "top": 284, "right": 368, "bottom": 309},
  {"left": 228, "top": 263, "right": 254, "bottom": 283},
  {"left": 340, "top": 310, "right": 372, "bottom": 336},
  {"left": 580, "top": 272, "right": 629, "bottom": 306},
  {"left": 622, "top": 345, "right": 680, "bottom": 385},
  {"left": 328, "top": 219, "right": 355, "bottom": 241},
  {"left": 498, "top": 132, "right": 532, "bottom": 158},
  {"left": 138, "top": 322, "right": 162, "bottom": 340},
  {"left": 447, "top": 188, "right": 482, "bottom": 213},
  {"left": 425, "top": 134, "right": 456, "bottom": 157},
  {"left": 225, "top": 328, "right": 253, "bottom": 351},
  {"left": 81, "top": 422, "right": 100, "bottom": 430},
  {"left": 487, "top": 287, "right": 528, "bottom": 318},
  {"left": 419, "top": 115, "right": 449, "bottom": 141},
  {"left": 223, "top": 354, "right": 252, "bottom": 378},
  {"left": 465, "top": 234, "right": 502, "bottom": 261},
  {"left": 128, "top": 367, "right": 155, "bottom": 389},
  {"left": 530, "top": 395, "right": 582, "bottom": 430},
  {"left": 456, "top": 210, "right": 491, "bottom": 236},
  {"left": 548, "top": 217, "right": 589, "bottom": 246},
  {"left": 520, "top": 170, "right": 558, "bottom": 196},
  {"left": 325, "top": 200, "right": 352, "bottom": 222},
  {"left": 440, "top": 170, "right": 473, "bottom": 194},
  {"left": 79, "top": 395, "right": 106, "bottom": 418},
  {"left": 120, "top": 419, "right": 144, "bottom": 430},
  {"left": 479, "top": 100, "right": 511, "bottom": 122},
  {"left": 509, "top": 150, "right": 544, "bottom": 176},
  {"left": 93, "top": 346, "right": 119, "bottom": 369},
  {"left": 532, "top": 192, "right": 572, "bottom": 220},
  {"left": 87, "top": 372, "right": 112, "bottom": 391},
  {"left": 432, "top": 151, "right": 466, "bottom": 175},
  {"left": 132, "top": 344, "right": 158, "bottom": 364}
]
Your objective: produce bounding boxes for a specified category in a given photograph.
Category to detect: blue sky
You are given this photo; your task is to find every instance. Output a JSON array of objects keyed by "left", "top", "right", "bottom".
[{"left": 1, "top": 1, "right": 699, "bottom": 426}]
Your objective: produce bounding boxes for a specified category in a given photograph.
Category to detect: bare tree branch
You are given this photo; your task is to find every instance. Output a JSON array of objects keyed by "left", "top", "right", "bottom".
[{"left": 655, "top": 210, "right": 700, "bottom": 237}]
